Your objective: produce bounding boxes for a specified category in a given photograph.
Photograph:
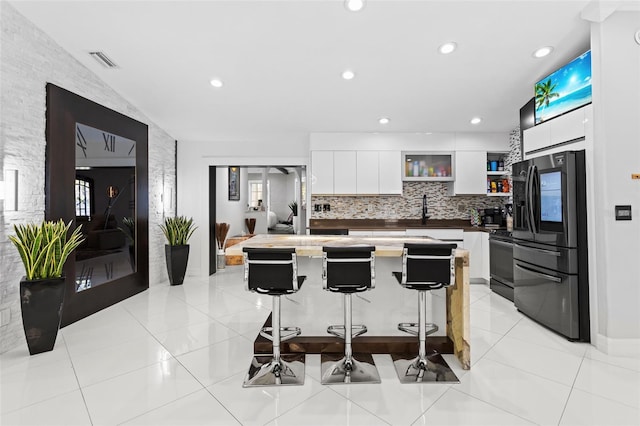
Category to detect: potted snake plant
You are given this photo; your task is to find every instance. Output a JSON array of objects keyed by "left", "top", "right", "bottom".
[
  {"left": 9, "top": 219, "right": 84, "bottom": 355},
  {"left": 160, "top": 216, "right": 197, "bottom": 285}
]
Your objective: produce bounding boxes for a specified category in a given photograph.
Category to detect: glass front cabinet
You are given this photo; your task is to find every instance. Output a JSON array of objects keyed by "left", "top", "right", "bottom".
[{"left": 402, "top": 152, "right": 454, "bottom": 181}]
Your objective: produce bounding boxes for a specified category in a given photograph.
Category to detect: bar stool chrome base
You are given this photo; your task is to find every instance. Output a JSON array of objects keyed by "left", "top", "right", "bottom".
[
  {"left": 321, "top": 352, "right": 381, "bottom": 384},
  {"left": 391, "top": 351, "right": 459, "bottom": 384},
  {"left": 243, "top": 353, "right": 306, "bottom": 387}
]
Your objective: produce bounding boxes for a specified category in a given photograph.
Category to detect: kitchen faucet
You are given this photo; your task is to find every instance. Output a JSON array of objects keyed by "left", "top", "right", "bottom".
[{"left": 422, "top": 194, "right": 430, "bottom": 225}]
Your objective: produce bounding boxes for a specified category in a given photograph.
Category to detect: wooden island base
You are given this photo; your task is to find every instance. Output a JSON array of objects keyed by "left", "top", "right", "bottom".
[{"left": 254, "top": 313, "right": 454, "bottom": 356}]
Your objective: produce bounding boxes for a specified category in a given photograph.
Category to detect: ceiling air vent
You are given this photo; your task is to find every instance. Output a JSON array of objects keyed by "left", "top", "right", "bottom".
[{"left": 89, "top": 51, "right": 118, "bottom": 68}]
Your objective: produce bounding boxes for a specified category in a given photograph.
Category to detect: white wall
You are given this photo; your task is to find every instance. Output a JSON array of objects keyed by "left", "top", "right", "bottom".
[
  {"left": 269, "top": 172, "right": 296, "bottom": 222},
  {"left": 590, "top": 11, "right": 640, "bottom": 354},
  {"left": 0, "top": 3, "right": 176, "bottom": 353},
  {"left": 177, "top": 136, "right": 308, "bottom": 277},
  {"left": 215, "top": 167, "right": 248, "bottom": 241}
]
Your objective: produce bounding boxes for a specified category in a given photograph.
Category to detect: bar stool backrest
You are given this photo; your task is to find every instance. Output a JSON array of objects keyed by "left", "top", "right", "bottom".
[
  {"left": 401, "top": 243, "right": 456, "bottom": 290},
  {"left": 322, "top": 246, "right": 376, "bottom": 293},
  {"left": 243, "top": 247, "right": 299, "bottom": 294}
]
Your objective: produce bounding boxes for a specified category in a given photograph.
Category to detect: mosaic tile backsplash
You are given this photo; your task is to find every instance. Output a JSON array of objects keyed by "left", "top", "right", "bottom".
[
  {"left": 311, "top": 129, "right": 522, "bottom": 221},
  {"left": 311, "top": 182, "right": 505, "bottom": 220}
]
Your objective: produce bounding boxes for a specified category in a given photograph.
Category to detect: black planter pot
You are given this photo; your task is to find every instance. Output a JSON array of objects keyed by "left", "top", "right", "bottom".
[
  {"left": 165, "top": 244, "right": 190, "bottom": 285},
  {"left": 20, "top": 277, "right": 66, "bottom": 355}
]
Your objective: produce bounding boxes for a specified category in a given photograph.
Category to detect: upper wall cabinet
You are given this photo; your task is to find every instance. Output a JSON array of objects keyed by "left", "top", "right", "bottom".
[
  {"left": 451, "top": 151, "right": 486, "bottom": 194},
  {"left": 356, "top": 151, "right": 379, "bottom": 194},
  {"left": 378, "top": 151, "right": 402, "bottom": 194},
  {"left": 311, "top": 150, "right": 402, "bottom": 195},
  {"left": 334, "top": 151, "right": 357, "bottom": 194},
  {"left": 523, "top": 105, "right": 591, "bottom": 158},
  {"left": 311, "top": 151, "right": 334, "bottom": 194},
  {"left": 402, "top": 152, "right": 454, "bottom": 181}
]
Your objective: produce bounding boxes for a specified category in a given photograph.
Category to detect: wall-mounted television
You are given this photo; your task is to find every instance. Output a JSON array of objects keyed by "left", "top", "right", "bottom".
[{"left": 534, "top": 50, "right": 592, "bottom": 124}]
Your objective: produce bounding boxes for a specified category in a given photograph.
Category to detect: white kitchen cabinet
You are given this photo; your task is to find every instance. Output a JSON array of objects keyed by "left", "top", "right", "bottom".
[
  {"left": 402, "top": 152, "right": 454, "bottom": 181},
  {"left": 451, "top": 151, "right": 487, "bottom": 194},
  {"left": 311, "top": 151, "right": 334, "bottom": 194},
  {"left": 522, "top": 105, "right": 590, "bottom": 158},
  {"left": 405, "top": 228, "right": 464, "bottom": 247},
  {"left": 333, "top": 151, "right": 357, "bottom": 194},
  {"left": 481, "top": 231, "right": 490, "bottom": 283},
  {"left": 378, "top": 150, "right": 402, "bottom": 194},
  {"left": 463, "top": 231, "right": 485, "bottom": 283},
  {"left": 371, "top": 230, "right": 406, "bottom": 237},
  {"left": 357, "top": 151, "right": 379, "bottom": 194},
  {"left": 549, "top": 106, "right": 588, "bottom": 146},
  {"left": 348, "top": 230, "right": 372, "bottom": 237}
]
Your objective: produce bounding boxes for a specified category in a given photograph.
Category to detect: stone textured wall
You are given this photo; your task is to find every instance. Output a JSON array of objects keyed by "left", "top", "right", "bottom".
[{"left": 0, "top": 3, "right": 176, "bottom": 353}]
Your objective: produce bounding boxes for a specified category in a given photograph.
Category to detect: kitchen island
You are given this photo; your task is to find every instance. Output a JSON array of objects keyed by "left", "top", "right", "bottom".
[{"left": 226, "top": 234, "right": 470, "bottom": 369}]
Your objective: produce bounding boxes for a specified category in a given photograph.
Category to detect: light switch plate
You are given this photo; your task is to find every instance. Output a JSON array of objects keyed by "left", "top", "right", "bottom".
[{"left": 615, "top": 205, "right": 632, "bottom": 221}]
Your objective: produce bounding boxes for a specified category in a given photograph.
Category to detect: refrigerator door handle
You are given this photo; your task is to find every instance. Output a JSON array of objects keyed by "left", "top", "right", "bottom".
[
  {"left": 515, "top": 263, "right": 562, "bottom": 283},
  {"left": 514, "top": 243, "right": 561, "bottom": 256},
  {"left": 526, "top": 165, "right": 536, "bottom": 233},
  {"left": 531, "top": 165, "right": 540, "bottom": 234}
]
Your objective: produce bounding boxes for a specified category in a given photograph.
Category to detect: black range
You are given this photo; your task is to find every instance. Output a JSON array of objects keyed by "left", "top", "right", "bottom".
[{"left": 489, "top": 229, "right": 514, "bottom": 302}]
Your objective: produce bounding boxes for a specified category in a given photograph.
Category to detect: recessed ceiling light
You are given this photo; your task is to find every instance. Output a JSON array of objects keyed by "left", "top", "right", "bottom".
[
  {"left": 342, "top": 70, "right": 355, "bottom": 80},
  {"left": 379, "top": 117, "right": 390, "bottom": 124},
  {"left": 470, "top": 117, "right": 482, "bottom": 125},
  {"left": 533, "top": 46, "right": 554, "bottom": 58},
  {"left": 344, "top": 0, "right": 365, "bottom": 12},
  {"left": 210, "top": 78, "right": 223, "bottom": 88},
  {"left": 438, "top": 42, "right": 457, "bottom": 54}
]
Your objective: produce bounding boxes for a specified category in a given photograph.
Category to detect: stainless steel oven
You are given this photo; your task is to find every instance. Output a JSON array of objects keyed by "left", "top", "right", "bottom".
[{"left": 489, "top": 231, "right": 514, "bottom": 301}]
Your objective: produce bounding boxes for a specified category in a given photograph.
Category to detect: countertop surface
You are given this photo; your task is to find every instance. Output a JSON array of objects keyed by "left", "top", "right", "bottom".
[
  {"left": 308, "top": 218, "right": 503, "bottom": 233},
  {"left": 225, "top": 234, "right": 469, "bottom": 258}
]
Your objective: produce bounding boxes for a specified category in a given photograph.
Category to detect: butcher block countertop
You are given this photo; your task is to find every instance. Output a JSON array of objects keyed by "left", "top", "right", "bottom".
[
  {"left": 309, "top": 218, "right": 499, "bottom": 232},
  {"left": 225, "top": 234, "right": 470, "bottom": 369}
]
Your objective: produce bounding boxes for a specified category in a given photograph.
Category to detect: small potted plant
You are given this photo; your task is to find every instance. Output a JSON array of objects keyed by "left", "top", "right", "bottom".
[
  {"left": 215, "top": 222, "right": 230, "bottom": 270},
  {"left": 160, "top": 216, "right": 196, "bottom": 285},
  {"left": 9, "top": 219, "right": 84, "bottom": 355},
  {"left": 288, "top": 201, "right": 298, "bottom": 217}
]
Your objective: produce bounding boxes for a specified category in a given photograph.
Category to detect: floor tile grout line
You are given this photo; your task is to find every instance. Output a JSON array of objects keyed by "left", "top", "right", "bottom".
[
  {"left": 582, "top": 351, "right": 640, "bottom": 374},
  {"left": 113, "top": 302, "right": 246, "bottom": 425},
  {"left": 257, "top": 387, "right": 330, "bottom": 426},
  {"left": 568, "top": 357, "right": 640, "bottom": 411},
  {"left": 489, "top": 332, "right": 589, "bottom": 361},
  {"left": 556, "top": 355, "right": 587, "bottom": 426},
  {"left": 479, "top": 354, "right": 577, "bottom": 389},
  {"left": 446, "top": 386, "right": 539, "bottom": 425},
  {"left": 62, "top": 333, "right": 96, "bottom": 426},
  {"left": 407, "top": 384, "right": 453, "bottom": 425}
]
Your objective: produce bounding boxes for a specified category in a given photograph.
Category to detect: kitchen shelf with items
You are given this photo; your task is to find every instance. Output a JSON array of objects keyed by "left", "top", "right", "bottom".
[
  {"left": 486, "top": 152, "right": 511, "bottom": 196},
  {"left": 402, "top": 152, "right": 454, "bottom": 181}
]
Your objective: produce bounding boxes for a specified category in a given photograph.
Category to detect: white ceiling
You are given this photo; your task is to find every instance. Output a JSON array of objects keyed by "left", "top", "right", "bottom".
[{"left": 9, "top": 0, "right": 610, "bottom": 142}]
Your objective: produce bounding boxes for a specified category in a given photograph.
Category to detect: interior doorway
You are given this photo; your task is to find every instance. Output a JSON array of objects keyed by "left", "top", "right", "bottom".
[{"left": 208, "top": 165, "right": 306, "bottom": 275}]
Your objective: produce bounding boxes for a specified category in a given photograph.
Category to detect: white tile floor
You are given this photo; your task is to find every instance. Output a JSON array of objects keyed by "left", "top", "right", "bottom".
[{"left": 2, "top": 264, "right": 640, "bottom": 426}]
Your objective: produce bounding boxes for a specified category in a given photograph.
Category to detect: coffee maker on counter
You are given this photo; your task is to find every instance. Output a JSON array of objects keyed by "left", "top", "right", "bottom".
[{"left": 483, "top": 207, "right": 505, "bottom": 228}]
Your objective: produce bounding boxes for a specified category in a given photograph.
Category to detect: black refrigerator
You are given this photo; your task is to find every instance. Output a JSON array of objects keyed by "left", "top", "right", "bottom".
[{"left": 512, "top": 150, "right": 590, "bottom": 341}]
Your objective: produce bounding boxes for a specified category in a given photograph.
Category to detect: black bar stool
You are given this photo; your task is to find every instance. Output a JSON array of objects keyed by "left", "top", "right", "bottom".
[
  {"left": 392, "top": 243, "right": 459, "bottom": 383},
  {"left": 242, "top": 247, "right": 306, "bottom": 387},
  {"left": 321, "top": 246, "right": 381, "bottom": 385}
]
